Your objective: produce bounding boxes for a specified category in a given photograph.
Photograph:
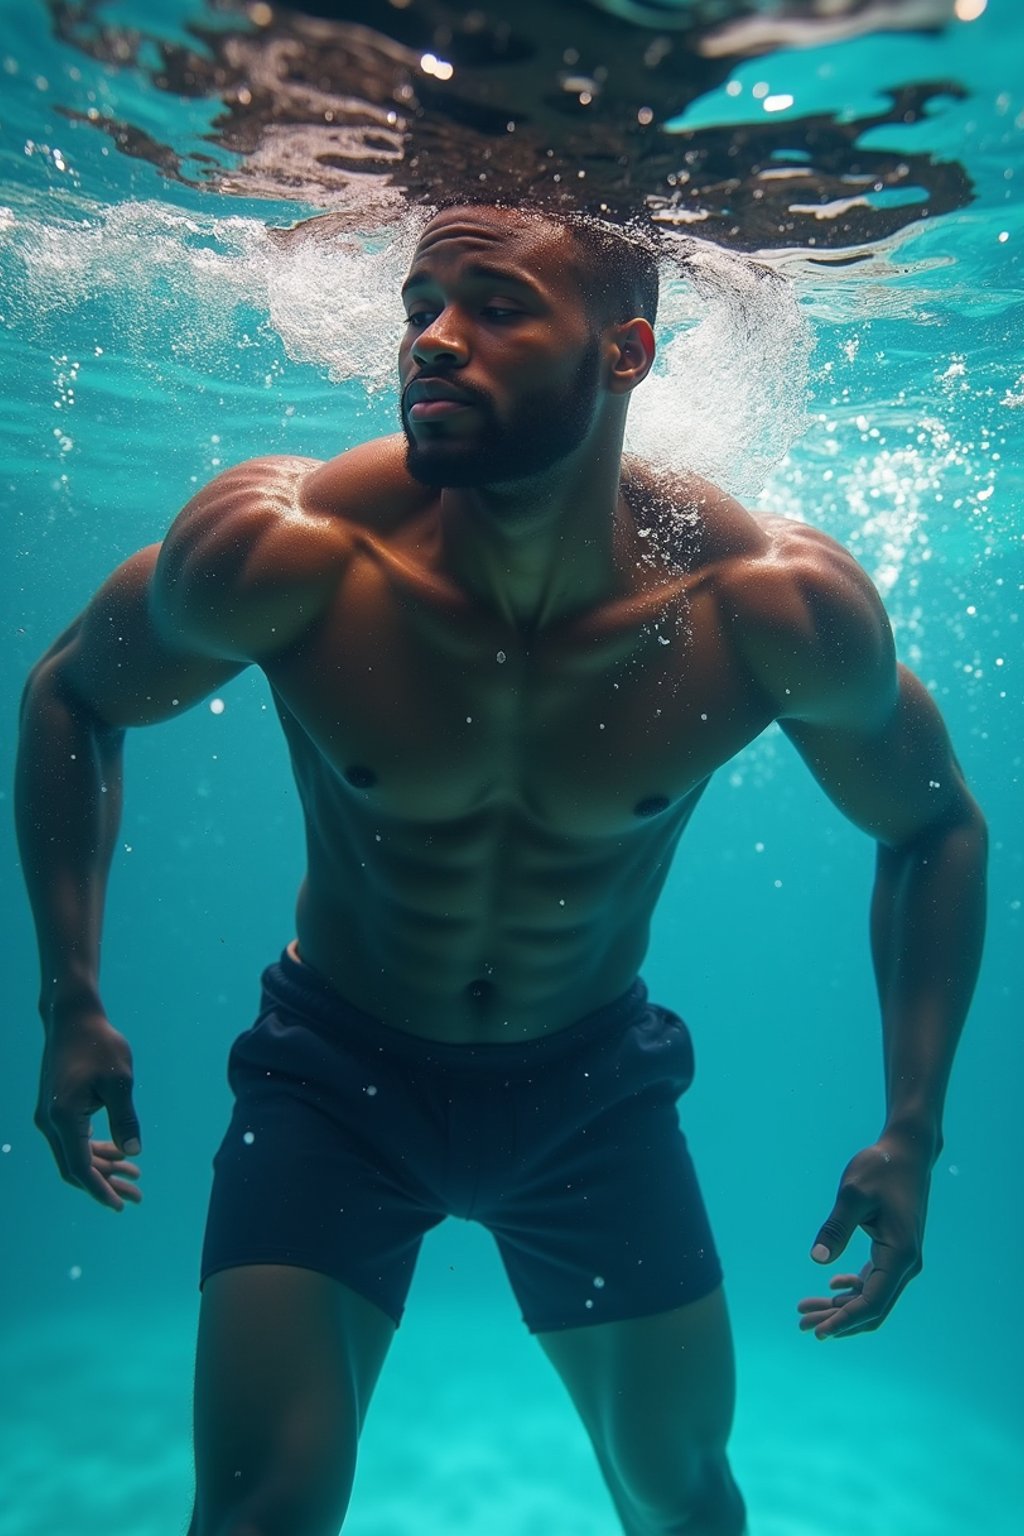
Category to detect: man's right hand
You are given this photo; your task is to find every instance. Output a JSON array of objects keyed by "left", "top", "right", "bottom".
[{"left": 35, "top": 1010, "right": 143, "bottom": 1212}]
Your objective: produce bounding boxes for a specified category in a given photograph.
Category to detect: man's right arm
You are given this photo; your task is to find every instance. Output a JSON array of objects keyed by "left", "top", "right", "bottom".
[
  {"left": 18, "top": 544, "right": 247, "bottom": 1022},
  {"left": 16, "top": 454, "right": 337, "bottom": 1206}
]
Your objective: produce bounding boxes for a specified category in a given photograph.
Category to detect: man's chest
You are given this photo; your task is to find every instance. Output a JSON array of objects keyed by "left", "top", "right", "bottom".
[{"left": 264, "top": 566, "right": 776, "bottom": 837}]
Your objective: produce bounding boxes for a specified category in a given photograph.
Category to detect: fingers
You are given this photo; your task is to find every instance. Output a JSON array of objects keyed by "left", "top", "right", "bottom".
[
  {"left": 73, "top": 1149, "right": 141, "bottom": 1212},
  {"left": 35, "top": 1109, "right": 77, "bottom": 1188},
  {"left": 102, "top": 1075, "right": 142, "bottom": 1158},
  {"left": 39, "top": 1043, "right": 142, "bottom": 1207},
  {"left": 796, "top": 1269, "right": 866, "bottom": 1335},
  {"left": 801, "top": 1290, "right": 876, "bottom": 1340},
  {"left": 798, "top": 1258, "right": 909, "bottom": 1339},
  {"left": 92, "top": 1141, "right": 143, "bottom": 1205},
  {"left": 76, "top": 1134, "right": 131, "bottom": 1210},
  {"left": 49, "top": 1099, "right": 103, "bottom": 1194},
  {"left": 45, "top": 1102, "right": 143, "bottom": 1211},
  {"left": 810, "top": 1184, "right": 871, "bottom": 1265},
  {"left": 92, "top": 1140, "right": 141, "bottom": 1176},
  {"left": 797, "top": 1268, "right": 866, "bottom": 1311}
]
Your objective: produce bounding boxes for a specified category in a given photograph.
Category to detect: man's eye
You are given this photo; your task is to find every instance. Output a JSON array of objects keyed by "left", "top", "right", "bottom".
[
  {"left": 482, "top": 306, "right": 521, "bottom": 320},
  {"left": 405, "top": 311, "right": 436, "bottom": 328}
]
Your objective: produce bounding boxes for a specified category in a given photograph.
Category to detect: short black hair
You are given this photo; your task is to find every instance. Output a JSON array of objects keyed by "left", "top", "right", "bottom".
[
  {"left": 559, "top": 209, "right": 662, "bottom": 328},
  {"left": 422, "top": 198, "right": 662, "bottom": 328}
]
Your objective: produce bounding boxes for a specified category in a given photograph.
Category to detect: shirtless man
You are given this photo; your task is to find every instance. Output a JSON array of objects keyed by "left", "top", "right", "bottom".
[{"left": 17, "top": 204, "right": 987, "bottom": 1536}]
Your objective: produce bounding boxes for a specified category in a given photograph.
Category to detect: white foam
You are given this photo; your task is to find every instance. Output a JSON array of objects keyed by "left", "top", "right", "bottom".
[
  {"left": 628, "top": 237, "right": 813, "bottom": 495},
  {"left": 1, "top": 200, "right": 810, "bottom": 494}
]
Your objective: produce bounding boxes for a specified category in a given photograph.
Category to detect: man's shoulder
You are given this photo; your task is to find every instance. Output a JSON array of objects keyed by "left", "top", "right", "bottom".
[
  {"left": 625, "top": 462, "right": 895, "bottom": 723},
  {"left": 152, "top": 438, "right": 423, "bottom": 659},
  {"left": 622, "top": 458, "right": 872, "bottom": 609},
  {"left": 162, "top": 436, "right": 429, "bottom": 581},
  {"left": 179, "top": 436, "right": 425, "bottom": 535},
  {"left": 723, "top": 511, "right": 881, "bottom": 632},
  {"left": 721, "top": 513, "right": 896, "bottom": 726},
  {"left": 622, "top": 458, "right": 767, "bottom": 574},
  {"left": 301, "top": 435, "right": 436, "bottom": 532}
]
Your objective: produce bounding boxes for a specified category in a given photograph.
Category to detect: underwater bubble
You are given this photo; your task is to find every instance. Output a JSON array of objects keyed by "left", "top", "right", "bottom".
[
  {"left": 0, "top": 199, "right": 413, "bottom": 391},
  {"left": 263, "top": 213, "right": 416, "bottom": 389},
  {"left": 3, "top": 201, "right": 268, "bottom": 338},
  {"left": 627, "top": 236, "right": 812, "bottom": 496},
  {"left": 2, "top": 200, "right": 809, "bottom": 494}
]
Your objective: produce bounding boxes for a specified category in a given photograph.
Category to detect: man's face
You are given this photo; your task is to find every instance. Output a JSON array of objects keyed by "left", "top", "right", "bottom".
[{"left": 398, "top": 208, "right": 603, "bottom": 488}]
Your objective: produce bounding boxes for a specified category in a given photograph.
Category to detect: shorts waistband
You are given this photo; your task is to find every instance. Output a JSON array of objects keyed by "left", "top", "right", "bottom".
[{"left": 261, "top": 947, "right": 651, "bottom": 1074}]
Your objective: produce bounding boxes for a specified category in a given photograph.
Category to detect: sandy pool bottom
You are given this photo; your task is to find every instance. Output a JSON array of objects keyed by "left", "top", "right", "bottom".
[{"left": 1, "top": 1298, "right": 1019, "bottom": 1536}]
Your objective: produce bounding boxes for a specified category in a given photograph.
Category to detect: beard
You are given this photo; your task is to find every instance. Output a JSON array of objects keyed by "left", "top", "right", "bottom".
[{"left": 402, "top": 342, "right": 602, "bottom": 488}]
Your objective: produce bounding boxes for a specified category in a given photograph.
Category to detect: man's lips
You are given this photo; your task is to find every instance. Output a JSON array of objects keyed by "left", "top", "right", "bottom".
[
  {"left": 408, "top": 399, "right": 473, "bottom": 421},
  {"left": 404, "top": 377, "right": 479, "bottom": 421}
]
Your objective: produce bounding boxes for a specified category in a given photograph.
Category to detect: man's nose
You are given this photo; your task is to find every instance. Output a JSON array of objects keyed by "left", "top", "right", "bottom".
[{"left": 411, "top": 311, "right": 469, "bottom": 368}]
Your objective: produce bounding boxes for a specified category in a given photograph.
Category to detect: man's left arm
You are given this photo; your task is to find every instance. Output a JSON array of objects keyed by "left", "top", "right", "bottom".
[{"left": 741, "top": 522, "right": 988, "bottom": 1338}]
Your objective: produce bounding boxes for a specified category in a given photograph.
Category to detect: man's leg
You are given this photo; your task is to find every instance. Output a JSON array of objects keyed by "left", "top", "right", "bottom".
[
  {"left": 187, "top": 1265, "right": 397, "bottom": 1536},
  {"left": 536, "top": 1285, "right": 746, "bottom": 1536}
]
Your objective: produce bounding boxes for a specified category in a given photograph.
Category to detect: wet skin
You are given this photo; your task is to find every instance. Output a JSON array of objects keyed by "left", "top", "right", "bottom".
[{"left": 20, "top": 209, "right": 986, "bottom": 1354}]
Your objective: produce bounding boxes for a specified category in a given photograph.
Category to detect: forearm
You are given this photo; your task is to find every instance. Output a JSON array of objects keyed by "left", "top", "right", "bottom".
[
  {"left": 870, "top": 796, "right": 988, "bottom": 1159},
  {"left": 16, "top": 663, "right": 125, "bottom": 1022}
]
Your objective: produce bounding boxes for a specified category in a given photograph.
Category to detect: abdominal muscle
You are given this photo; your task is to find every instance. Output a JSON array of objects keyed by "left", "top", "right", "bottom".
[{"left": 290, "top": 795, "right": 694, "bottom": 1043}]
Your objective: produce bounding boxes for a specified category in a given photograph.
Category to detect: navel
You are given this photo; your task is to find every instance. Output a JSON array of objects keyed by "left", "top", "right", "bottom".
[
  {"left": 344, "top": 764, "right": 377, "bottom": 790},
  {"left": 634, "top": 793, "right": 670, "bottom": 818}
]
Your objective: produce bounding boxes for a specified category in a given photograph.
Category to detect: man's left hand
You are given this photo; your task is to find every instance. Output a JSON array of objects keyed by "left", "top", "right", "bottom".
[{"left": 797, "top": 1134, "right": 934, "bottom": 1339}]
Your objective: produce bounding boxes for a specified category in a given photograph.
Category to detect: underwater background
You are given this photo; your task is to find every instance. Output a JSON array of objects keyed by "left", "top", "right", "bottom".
[{"left": 1, "top": 1, "right": 1022, "bottom": 1531}]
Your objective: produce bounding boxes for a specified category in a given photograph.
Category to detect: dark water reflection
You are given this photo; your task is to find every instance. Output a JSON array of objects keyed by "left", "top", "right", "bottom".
[{"left": 47, "top": 0, "right": 972, "bottom": 256}]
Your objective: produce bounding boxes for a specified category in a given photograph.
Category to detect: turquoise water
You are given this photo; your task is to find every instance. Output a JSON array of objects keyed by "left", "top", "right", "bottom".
[{"left": 1, "top": 1, "right": 1022, "bottom": 1532}]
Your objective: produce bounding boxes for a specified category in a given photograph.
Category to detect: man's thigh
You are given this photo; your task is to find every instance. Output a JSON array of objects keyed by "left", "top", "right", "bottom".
[
  {"left": 536, "top": 1286, "right": 740, "bottom": 1533},
  {"left": 190, "top": 1265, "right": 397, "bottom": 1536}
]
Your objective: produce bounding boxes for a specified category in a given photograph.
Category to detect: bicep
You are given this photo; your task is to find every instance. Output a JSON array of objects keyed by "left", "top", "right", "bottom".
[
  {"left": 44, "top": 544, "right": 245, "bottom": 729},
  {"left": 781, "top": 665, "right": 973, "bottom": 848}
]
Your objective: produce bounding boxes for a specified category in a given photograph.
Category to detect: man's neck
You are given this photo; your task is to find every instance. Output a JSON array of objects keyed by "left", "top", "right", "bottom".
[{"left": 438, "top": 449, "right": 630, "bottom": 635}]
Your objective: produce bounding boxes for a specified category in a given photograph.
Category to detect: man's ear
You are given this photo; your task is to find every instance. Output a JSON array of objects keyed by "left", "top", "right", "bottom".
[{"left": 605, "top": 318, "right": 656, "bottom": 395}]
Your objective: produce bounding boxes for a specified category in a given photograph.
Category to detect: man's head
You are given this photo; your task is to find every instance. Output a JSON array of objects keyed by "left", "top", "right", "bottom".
[{"left": 398, "top": 203, "right": 660, "bottom": 489}]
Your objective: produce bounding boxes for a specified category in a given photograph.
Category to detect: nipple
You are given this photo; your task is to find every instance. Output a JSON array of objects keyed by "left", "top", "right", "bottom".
[
  {"left": 634, "top": 794, "right": 670, "bottom": 818},
  {"left": 345, "top": 764, "right": 377, "bottom": 789}
]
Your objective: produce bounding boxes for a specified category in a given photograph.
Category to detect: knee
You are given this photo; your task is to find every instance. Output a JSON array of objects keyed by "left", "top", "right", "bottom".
[
  {"left": 189, "top": 1518, "right": 269, "bottom": 1536},
  {"left": 190, "top": 1488, "right": 350, "bottom": 1536},
  {"left": 194, "top": 1518, "right": 344, "bottom": 1536},
  {"left": 190, "top": 1427, "right": 356, "bottom": 1536},
  {"left": 689, "top": 1455, "right": 746, "bottom": 1536},
  {"left": 627, "top": 1452, "right": 746, "bottom": 1536}
]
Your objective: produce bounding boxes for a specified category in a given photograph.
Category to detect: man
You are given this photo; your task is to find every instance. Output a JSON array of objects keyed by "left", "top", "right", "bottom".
[{"left": 17, "top": 204, "right": 986, "bottom": 1536}]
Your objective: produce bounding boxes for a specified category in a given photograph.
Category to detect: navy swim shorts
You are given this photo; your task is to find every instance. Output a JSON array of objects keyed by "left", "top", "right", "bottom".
[{"left": 200, "top": 947, "right": 723, "bottom": 1333}]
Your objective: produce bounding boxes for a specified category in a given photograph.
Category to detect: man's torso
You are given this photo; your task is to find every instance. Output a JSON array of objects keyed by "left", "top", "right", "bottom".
[{"left": 244, "top": 440, "right": 782, "bottom": 1040}]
